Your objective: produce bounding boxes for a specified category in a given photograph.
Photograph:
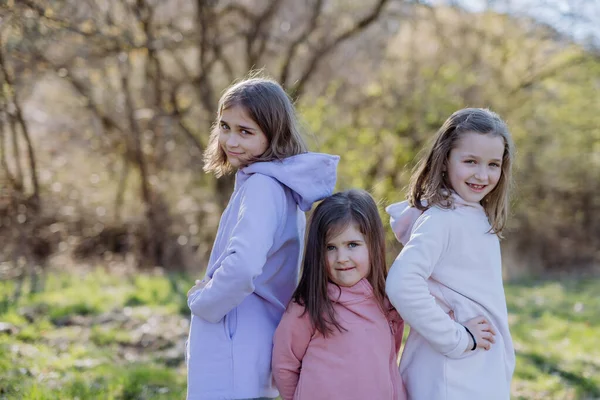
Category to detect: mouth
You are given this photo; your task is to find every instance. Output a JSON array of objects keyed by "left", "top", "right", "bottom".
[
  {"left": 466, "top": 183, "right": 487, "bottom": 192},
  {"left": 336, "top": 267, "right": 356, "bottom": 272},
  {"left": 226, "top": 150, "right": 244, "bottom": 156}
]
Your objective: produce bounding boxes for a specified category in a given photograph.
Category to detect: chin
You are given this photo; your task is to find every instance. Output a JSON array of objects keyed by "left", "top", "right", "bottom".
[
  {"left": 226, "top": 159, "right": 241, "bottom": 168},
  {"left": 458, "top": 189, "right": 485, "bottom": 203}
]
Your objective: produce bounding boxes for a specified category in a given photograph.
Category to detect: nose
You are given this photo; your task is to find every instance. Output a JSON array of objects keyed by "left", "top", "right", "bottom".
[
  {"left": 336, "top": 249, "right": 350, "bottom": 264},
  {"left": 226, "top": 133, "right": 239, "bottom": 148},
  {"left": 474, "top": 165, "right": 489, "bottom": 182}
]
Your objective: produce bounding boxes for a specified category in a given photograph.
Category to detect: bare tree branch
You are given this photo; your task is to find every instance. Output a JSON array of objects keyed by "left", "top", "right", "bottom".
[
  {"left": 291, "top": 0, "right": 390, "bottom": 98},
  {"left": 114, "top": 149, "right": 129, "bottom": 223},
  {"left": 134, "top": 0, "right": 163, "bottom": 107},
  {"left": 218, "top": 3, "right": 256, "bottom": 20},
  {"left": 168, "top": 85, "right": 205, "bottom": 156},
  {"left": 509, "top": 52, "right": 587, "bottom": 95},
  {"left": 279, "top": 0, "right": 324, "bottom": 87},
  {"left": 0, "top": 42, "right": 38, "bottom": 200},
  {"left": 196, "top": 0, "right": 218, "bottom": 112},
  {"left": 18, "top": 0, "right": 100, "bottom": 38},
  {"left": 0, "top": 94, "right": 17, "bottom": 189},
  {"left": 37, "top": 50, "right": 126, "bottom": 136},
  {"left": 245, "top": 0, "right": 284, "bottom": 69}
]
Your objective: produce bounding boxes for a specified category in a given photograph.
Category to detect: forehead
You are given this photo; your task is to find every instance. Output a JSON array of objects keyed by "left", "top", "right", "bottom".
[
  {"left": 327, "top": 222, "right": 365, "bottom": 242},
  {"left": 220, "top": 105, "right": 257, "bottom": 125},
  {"left": 453, "top": 132, "right": 504, "bottom": 159}
]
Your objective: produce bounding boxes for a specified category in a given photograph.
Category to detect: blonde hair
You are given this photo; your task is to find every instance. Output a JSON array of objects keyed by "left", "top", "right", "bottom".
[
  {"left": 408, "top": 108, "right": 514, "bottom": 236},
  {"left": 203, "top": 73, "right": 307, "bottom": 177}
]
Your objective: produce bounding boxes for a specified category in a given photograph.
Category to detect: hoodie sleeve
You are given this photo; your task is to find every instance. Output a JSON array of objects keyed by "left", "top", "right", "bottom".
[
  {"left": 188, "top": 174, "right": 285, "bottom": 323},
  {"left": 272, "top": 302, "right": 313, "bottom": 400},
  {"left": 385, "top": 211, "right": 470, "bottom": 358},
  {"left": 390, "top": 310, "right": 405, "bottom": 355}
]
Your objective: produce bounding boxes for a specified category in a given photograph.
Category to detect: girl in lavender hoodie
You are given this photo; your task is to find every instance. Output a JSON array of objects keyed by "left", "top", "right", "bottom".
[
  {"left": 272, "top": 189, "right": 407, "bottom": 400},
  {"left": 186, "top": 75, "right": 339, "bottom": 400},
  {"left": 385, "top": 108, "right": 516, "bottom": 399}
]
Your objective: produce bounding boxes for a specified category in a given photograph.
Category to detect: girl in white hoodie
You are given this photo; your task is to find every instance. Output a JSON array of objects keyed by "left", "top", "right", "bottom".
[{"left": 385, "top": 108, "right": 516, "bottom": 399}]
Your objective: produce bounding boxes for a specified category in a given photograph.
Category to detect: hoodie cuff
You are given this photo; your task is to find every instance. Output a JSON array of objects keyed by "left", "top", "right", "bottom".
[
  {"left": 187, "top": 289, "right": 204, "bottom": 316},
  {"left": 444, "top": 322, "right": 471, "bottom": 359}
]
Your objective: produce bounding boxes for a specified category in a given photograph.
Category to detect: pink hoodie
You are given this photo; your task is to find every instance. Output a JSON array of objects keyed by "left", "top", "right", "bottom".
[{"left": 272, "top": 279, "right": 407, "bottom": 400}]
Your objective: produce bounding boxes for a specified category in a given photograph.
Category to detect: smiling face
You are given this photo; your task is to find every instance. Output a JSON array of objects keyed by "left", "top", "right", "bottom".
[
  {"left": 217, "top": 105, "right": 269, "bottom": 168},
  {"left": 446, "top": 131, "right": 505, "bottom": 203},
  {"left": 325, "top": 222, "right": 370, "bottom": 288}
]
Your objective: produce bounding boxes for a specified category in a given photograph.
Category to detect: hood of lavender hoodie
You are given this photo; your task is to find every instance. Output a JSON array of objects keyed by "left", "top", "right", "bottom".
[
  {"left": 186, "top": 152, "right": 339, "bottom": 400},
  {"left": 241, "top": 151, "right": 339, "bottom": 211}
]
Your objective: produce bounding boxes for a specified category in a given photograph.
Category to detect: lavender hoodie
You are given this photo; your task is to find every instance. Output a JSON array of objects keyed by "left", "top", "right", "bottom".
[{"left": 187, "top": 152, "right": 339, "bottom": 400}]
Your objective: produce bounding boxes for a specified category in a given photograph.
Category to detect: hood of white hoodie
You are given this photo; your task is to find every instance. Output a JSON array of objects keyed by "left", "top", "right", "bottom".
[
  {"left": 386, "top": 201, "right": 424, "bottom": 245},
  {"left": 386, "top": 193, "right": 485, "bottom": 245}
]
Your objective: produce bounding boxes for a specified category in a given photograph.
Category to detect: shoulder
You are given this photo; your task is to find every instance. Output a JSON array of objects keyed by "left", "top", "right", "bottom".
[
  {"left": 415, "top": 206, "right": 457, "bottom": 230},
  {"left": 405, "top": 206, "right": 460, "bottom": 250},
  {"left": 285, "top": 301, "right": 309, "bottom": 318},
  {"left": 280, "top": 301, "right": 312, "bottom": 329},
  {"left": 240, "top": 174, "right": 287, "bottom": 208},
  {"left": 244, "top": 173, "right": 285, "bottom": 194}
]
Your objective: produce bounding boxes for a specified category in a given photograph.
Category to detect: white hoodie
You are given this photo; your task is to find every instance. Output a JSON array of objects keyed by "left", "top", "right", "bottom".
[{"left": 385, "top": 194, "right": 515, "bottom": 400}]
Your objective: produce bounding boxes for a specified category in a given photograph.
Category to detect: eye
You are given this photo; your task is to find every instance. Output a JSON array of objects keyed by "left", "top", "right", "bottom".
[
  {"left": 348, "top": 242, "right": 359, "bottom": 248},
  {"left": 220, "top": 122, "right": 230, "bottom": 130},
  {"left": 464, "top": 160, "right": 476, "bottom": 164},
  {"left": 490, "top": 162, "right": 501, "bottom": 168},
  {"left": 326, "top": 245, "right": 336, "bottom": 251},
  {"left": 240, "top": 129, "right": 252, "bottom": 136}
]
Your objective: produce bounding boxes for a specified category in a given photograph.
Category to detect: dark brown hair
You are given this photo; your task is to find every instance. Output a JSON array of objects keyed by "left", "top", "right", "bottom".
[
  {"left": 293, "top": 189, "right": 388, "bottom": 337},
  {"left": 408, "top": 108, "right": 514, "bottom": 236},
  {"left": 203, "top": 72, "right": 307, "bottom": 177}
]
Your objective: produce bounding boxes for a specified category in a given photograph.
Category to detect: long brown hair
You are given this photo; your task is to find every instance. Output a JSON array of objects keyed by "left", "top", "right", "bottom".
[
  {"left": 203, "top": 71, "right": 307, "bottom": 177},
  {"left": 408, "top": 108, "right": 514, "bottom": 236},
  {"left": 293, "top": 189, "right": 387, "bottom": 337}
]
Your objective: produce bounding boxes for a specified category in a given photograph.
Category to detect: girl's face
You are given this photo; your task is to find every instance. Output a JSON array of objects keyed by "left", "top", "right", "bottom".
[
  {"left": 446, "top": 132, "right": 505, "bottom": 203},
  {"left": 218, "top": 105, "right": 269, "bottom": 168},
  {"left": 325, "top": 223, "right": 370, "bottom": 288}
]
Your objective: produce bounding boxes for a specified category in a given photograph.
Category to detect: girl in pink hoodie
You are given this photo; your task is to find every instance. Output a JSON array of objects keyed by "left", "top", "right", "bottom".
[{"left": 272, "top": 189, "right": 407, "bottom": 400}]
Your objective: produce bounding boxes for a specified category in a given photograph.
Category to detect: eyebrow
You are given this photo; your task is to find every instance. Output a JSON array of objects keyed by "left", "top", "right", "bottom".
[
  {"left": 238, "top": 125, "right": 256, "bottom": 132},
  {"left": 327, "top": 239, "right": 365, "bottom": 245},
  {"left": 461, "top": 154, "right": 502, "bottom": 163},
  {"left": 220, "top": 118, "right": 257, "bottom": 132}
]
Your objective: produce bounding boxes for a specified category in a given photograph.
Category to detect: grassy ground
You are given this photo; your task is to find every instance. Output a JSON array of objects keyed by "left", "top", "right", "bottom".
[
  {"left": 0, "top": 269, "right": 190, "bottom": 400},
  {"left": 506, "top": 278, "right": 600, "bottom": 399},
  {"left": 0, "top": 269, "right": 599, "bottom": 399}
]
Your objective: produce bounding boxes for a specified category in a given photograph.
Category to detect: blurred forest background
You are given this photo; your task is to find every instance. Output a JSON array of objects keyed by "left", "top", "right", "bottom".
[{"left": 0, "top": 0, "right": 599, "bottom": 398}]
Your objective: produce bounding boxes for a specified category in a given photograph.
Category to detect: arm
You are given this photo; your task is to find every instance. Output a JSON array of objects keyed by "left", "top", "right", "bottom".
[
  {"left": 385, "top": 300, "right": 405, "bottom": 355},
  {"left": 272, "top": 302, "right": 313, "bottom": 400},
  {"left": 392, "top": 312, "right": 405, "bottom": 355},
  {"left": 385, "top": 212, "right": 470, "bottom": 358},
  {"left": 188, "top": 175, "right": 286, "bottom": 323}
]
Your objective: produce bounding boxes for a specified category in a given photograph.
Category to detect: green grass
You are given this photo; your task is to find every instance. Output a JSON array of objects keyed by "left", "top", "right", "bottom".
[
  {"left": 1, "top": 269, "right": 599, "bottom": 399},
  {"left": 0, "top": 270, "right": 189, "bottom": 399},
  {"left": 506, "top": 279, "right": 600, "bottom": 399}
]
